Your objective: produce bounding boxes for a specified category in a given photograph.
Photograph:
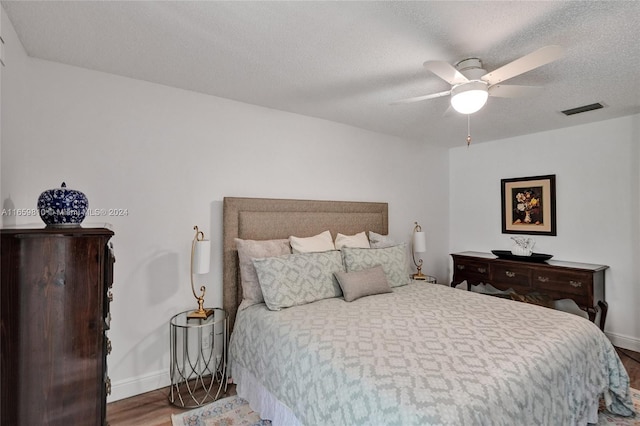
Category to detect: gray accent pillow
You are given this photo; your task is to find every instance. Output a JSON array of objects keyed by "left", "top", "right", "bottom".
[
  {"left": 368, "top": 231, "right": 397, "bottom": 248},
  {"left": 252, "top": 250, "right": 344, "bottom": 311},
  {"left": 341, "top": 244, "right": 411, "bottom": 288},
  {"left": 334, "top": 265, "right": 392, "bottom": 302},
  {"left": 235, "top": 238, "right": 291, "bottom": 311}
]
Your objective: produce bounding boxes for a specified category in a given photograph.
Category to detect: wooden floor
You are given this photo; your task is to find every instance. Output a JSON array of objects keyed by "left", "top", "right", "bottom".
[
  {"left": 107, "top": 348, "right": 640, "bottom": 425},
  {"left": 618, "top": 347, "right": 640, "bottom": 390},
  {"left": 107, "top": 384, "right": 237, "bottom": 426}
]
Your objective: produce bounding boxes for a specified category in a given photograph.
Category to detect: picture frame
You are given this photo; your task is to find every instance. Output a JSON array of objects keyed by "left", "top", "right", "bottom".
[{"left": 501, "top": 174, "right": 556, "bottom": 236}]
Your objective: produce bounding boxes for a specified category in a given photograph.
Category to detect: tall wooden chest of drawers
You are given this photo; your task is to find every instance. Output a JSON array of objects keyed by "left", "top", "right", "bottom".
[
  {"left": 451, "top": 251, "right": 608, "bottom": 330},
  {"left": 1, "top": 227, "right": 115, "bottom": 425}
]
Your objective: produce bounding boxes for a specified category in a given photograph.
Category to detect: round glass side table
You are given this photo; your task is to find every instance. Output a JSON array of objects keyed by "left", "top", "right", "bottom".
[{"left": 168, "top": 308, "right": 228, "bottom": 408}]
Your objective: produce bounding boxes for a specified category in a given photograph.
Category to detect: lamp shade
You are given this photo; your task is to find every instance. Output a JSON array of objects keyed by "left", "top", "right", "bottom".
[
  {"left": 192, "top": 239, "right": 211, "bottom": 274},
  {"left": 450, "top": 81, "right": 489, "bottom": 114},
  {"left": 413, "top": 231, "right": 427, "bottom": 253}
]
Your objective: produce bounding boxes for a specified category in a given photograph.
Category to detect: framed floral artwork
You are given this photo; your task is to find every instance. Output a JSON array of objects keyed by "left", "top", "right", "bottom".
[{"left": 501, "top": 174, "right": 556, "bottom": 236}]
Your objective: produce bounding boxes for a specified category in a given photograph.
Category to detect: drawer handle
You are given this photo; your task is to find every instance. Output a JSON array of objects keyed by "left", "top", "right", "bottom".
[
  {"left": 477, "top": 267, "right": 487, "bottom": 274},
  {"left": 108, "top": 291, "right": 114, "bottom": 302},
  {"left": 106, "top": 337, "right": 112, "bottom": 355},
  {"left": 457, "top": 265, "right": 465, "bottom": 270},
  {"left": 537, "top": 276, "right": 550, "bottom": 282},
  {"left": 505, "top": 271, "right": 516, "bottom": 278},
  {"left": 106, "top": 376, "right": 112, "bottom": 396},
  {"left": 569, "top": 280, "right": 583, "bottom": 288}
]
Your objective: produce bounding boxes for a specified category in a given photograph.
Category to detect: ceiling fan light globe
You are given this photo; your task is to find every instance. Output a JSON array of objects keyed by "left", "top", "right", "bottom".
[{"left": 450, "top": 81, "right": 489, "bottom": 114}]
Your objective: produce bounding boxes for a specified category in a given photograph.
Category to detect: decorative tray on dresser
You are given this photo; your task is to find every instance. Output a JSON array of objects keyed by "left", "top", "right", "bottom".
[{"left": 450, "top": 251, "right": 609, "bottom": 330}]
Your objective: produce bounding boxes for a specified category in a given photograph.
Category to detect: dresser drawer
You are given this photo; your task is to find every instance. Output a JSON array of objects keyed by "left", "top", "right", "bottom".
[
  {"left": 532, "top": 270, "right": 593, "bottom": 301},
  {"left": 492, "top": 264, "right": 531, "bottom": 291},
  {"left": 453, "top": 258, "right": 490, "bottom": 283}
]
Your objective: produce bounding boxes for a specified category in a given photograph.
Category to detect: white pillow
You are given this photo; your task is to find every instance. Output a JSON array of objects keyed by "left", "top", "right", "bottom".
[
  {"left": 289, "top": 230, "right": 335, "bottom": 253},
  {"left": 334, "top": 231, "right": 371, "bottom": 250},
  {"left": 368, "top": 231, "right": 396, "bottom": 248}
]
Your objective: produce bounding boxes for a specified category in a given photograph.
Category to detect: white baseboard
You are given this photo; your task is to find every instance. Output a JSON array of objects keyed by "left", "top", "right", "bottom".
[
  {"left": 107, "top": 369, "right": 170, "bottom": 403},
  {"left": 606, "top": 331, "right": 640, "bottom": 353}
]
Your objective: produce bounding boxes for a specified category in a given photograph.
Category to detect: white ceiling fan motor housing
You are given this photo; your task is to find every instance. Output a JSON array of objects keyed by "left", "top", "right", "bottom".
[{"left": 455, "top": 58, "right": 487, "bottom": 80}]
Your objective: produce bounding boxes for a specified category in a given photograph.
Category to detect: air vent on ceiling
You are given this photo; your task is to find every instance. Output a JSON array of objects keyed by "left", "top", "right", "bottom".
[{"left": 561, "top": 102, "right": 604, "bottom": 116}]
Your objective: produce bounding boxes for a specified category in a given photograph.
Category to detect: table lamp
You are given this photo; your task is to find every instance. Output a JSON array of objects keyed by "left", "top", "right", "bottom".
[
  {"left": 411, "top": 222, "right": 427, "bottom": 280},
  {"left": 188, "top": 225, "right": 214, "bottom": 319}
]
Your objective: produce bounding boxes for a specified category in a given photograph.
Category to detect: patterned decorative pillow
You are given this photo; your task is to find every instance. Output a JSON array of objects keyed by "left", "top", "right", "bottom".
[
  {"left": 235, "top": 238, "right": 291, "bottom": 311},
  {"left": 334, "top": 231, "right": 371, "bottom": 250},
  {"left": 334, "top": 265, "right": 392, "bottom": 302},
  {"left": 368, "top": 231, "right": 397, "bottom": 248},
  {"left": 289, "top": 230, "right": 335, "bottom": 253},
  {"left": 341, "top": 244, "right": 410, "bottom": 288},
  {"left": 252, "top": 250, "right": 344, "bottom": 311}
]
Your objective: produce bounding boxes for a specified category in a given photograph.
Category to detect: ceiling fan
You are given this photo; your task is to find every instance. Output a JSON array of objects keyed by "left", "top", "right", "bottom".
[{"left": 393, "top": 45, "right": 565, "bottom": 114}]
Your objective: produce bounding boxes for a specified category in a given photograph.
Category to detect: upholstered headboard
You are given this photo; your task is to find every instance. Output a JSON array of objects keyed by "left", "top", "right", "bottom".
[{"left": 222, "top": 197, "right": 388, "bottom": 330}]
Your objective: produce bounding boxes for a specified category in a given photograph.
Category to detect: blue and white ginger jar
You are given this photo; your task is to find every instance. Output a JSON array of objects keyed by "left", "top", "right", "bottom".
[{"left": 37, "top": 182, "right": 88, "bottom": 226}]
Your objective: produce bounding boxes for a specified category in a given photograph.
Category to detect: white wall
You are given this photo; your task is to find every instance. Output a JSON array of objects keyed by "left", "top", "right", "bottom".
[
  {"left": 0, "top": 13, "right": 449, "bottom": 401},
  {"left": 450, "top": 115, "right": 640, "bottom": 351}
]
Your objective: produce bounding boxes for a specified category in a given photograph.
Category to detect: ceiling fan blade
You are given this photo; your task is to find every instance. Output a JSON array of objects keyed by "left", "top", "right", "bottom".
[
  {"left": 423, "top": 61, "right": 469, "bottom": 85},
  {"left": 481, "top": 45, "right": 565, "bottom": 86},
  {"left": 488, "top": 84, "right": 542, "bottom": 98},
  {"left": 390, "top": 90, "right": 451, "bottom": 105}
]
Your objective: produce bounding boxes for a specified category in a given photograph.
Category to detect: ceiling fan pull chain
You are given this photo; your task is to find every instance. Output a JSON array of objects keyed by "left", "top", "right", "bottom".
[{"left": 467, "top": 115, "right": 472, "bottom": 147}]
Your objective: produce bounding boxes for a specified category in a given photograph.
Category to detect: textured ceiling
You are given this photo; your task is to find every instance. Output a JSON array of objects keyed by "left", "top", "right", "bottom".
[{"left": 3, "top": 1, "right": 640, "bottom": 146}]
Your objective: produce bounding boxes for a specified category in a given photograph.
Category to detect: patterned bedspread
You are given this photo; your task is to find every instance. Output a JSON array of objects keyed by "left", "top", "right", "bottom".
[{"left": 229, "top": 282, "right": 635, "bottom": 425}]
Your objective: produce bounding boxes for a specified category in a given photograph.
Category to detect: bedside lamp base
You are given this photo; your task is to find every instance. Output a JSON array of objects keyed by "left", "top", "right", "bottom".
[
  {"left": 187, "top": 308, "right": 214, "bottom": 320},
  {"left": 187, "top": 296, "right": 214, "bottom": 319}
]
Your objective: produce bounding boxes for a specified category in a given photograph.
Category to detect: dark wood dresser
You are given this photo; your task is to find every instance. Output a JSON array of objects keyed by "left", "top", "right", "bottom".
[
  {"left": 1, "top": 226, "right": 115, "bottom": 426},
  {"left": 451, "top": 251, "right": 608, "bottom": 330}
]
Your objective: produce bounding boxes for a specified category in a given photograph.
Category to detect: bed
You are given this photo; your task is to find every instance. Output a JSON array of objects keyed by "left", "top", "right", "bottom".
[{"left": 223, "top": 197, "right": 635, "bottom": 425}]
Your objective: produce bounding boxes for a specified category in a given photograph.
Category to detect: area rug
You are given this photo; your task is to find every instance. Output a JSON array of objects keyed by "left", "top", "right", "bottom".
[
  {"left": 171, "top": 395, "right": 271, "bottom": 426},
  {"left": 173, "top": 390, "right": 640, "bottom": 426}
]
